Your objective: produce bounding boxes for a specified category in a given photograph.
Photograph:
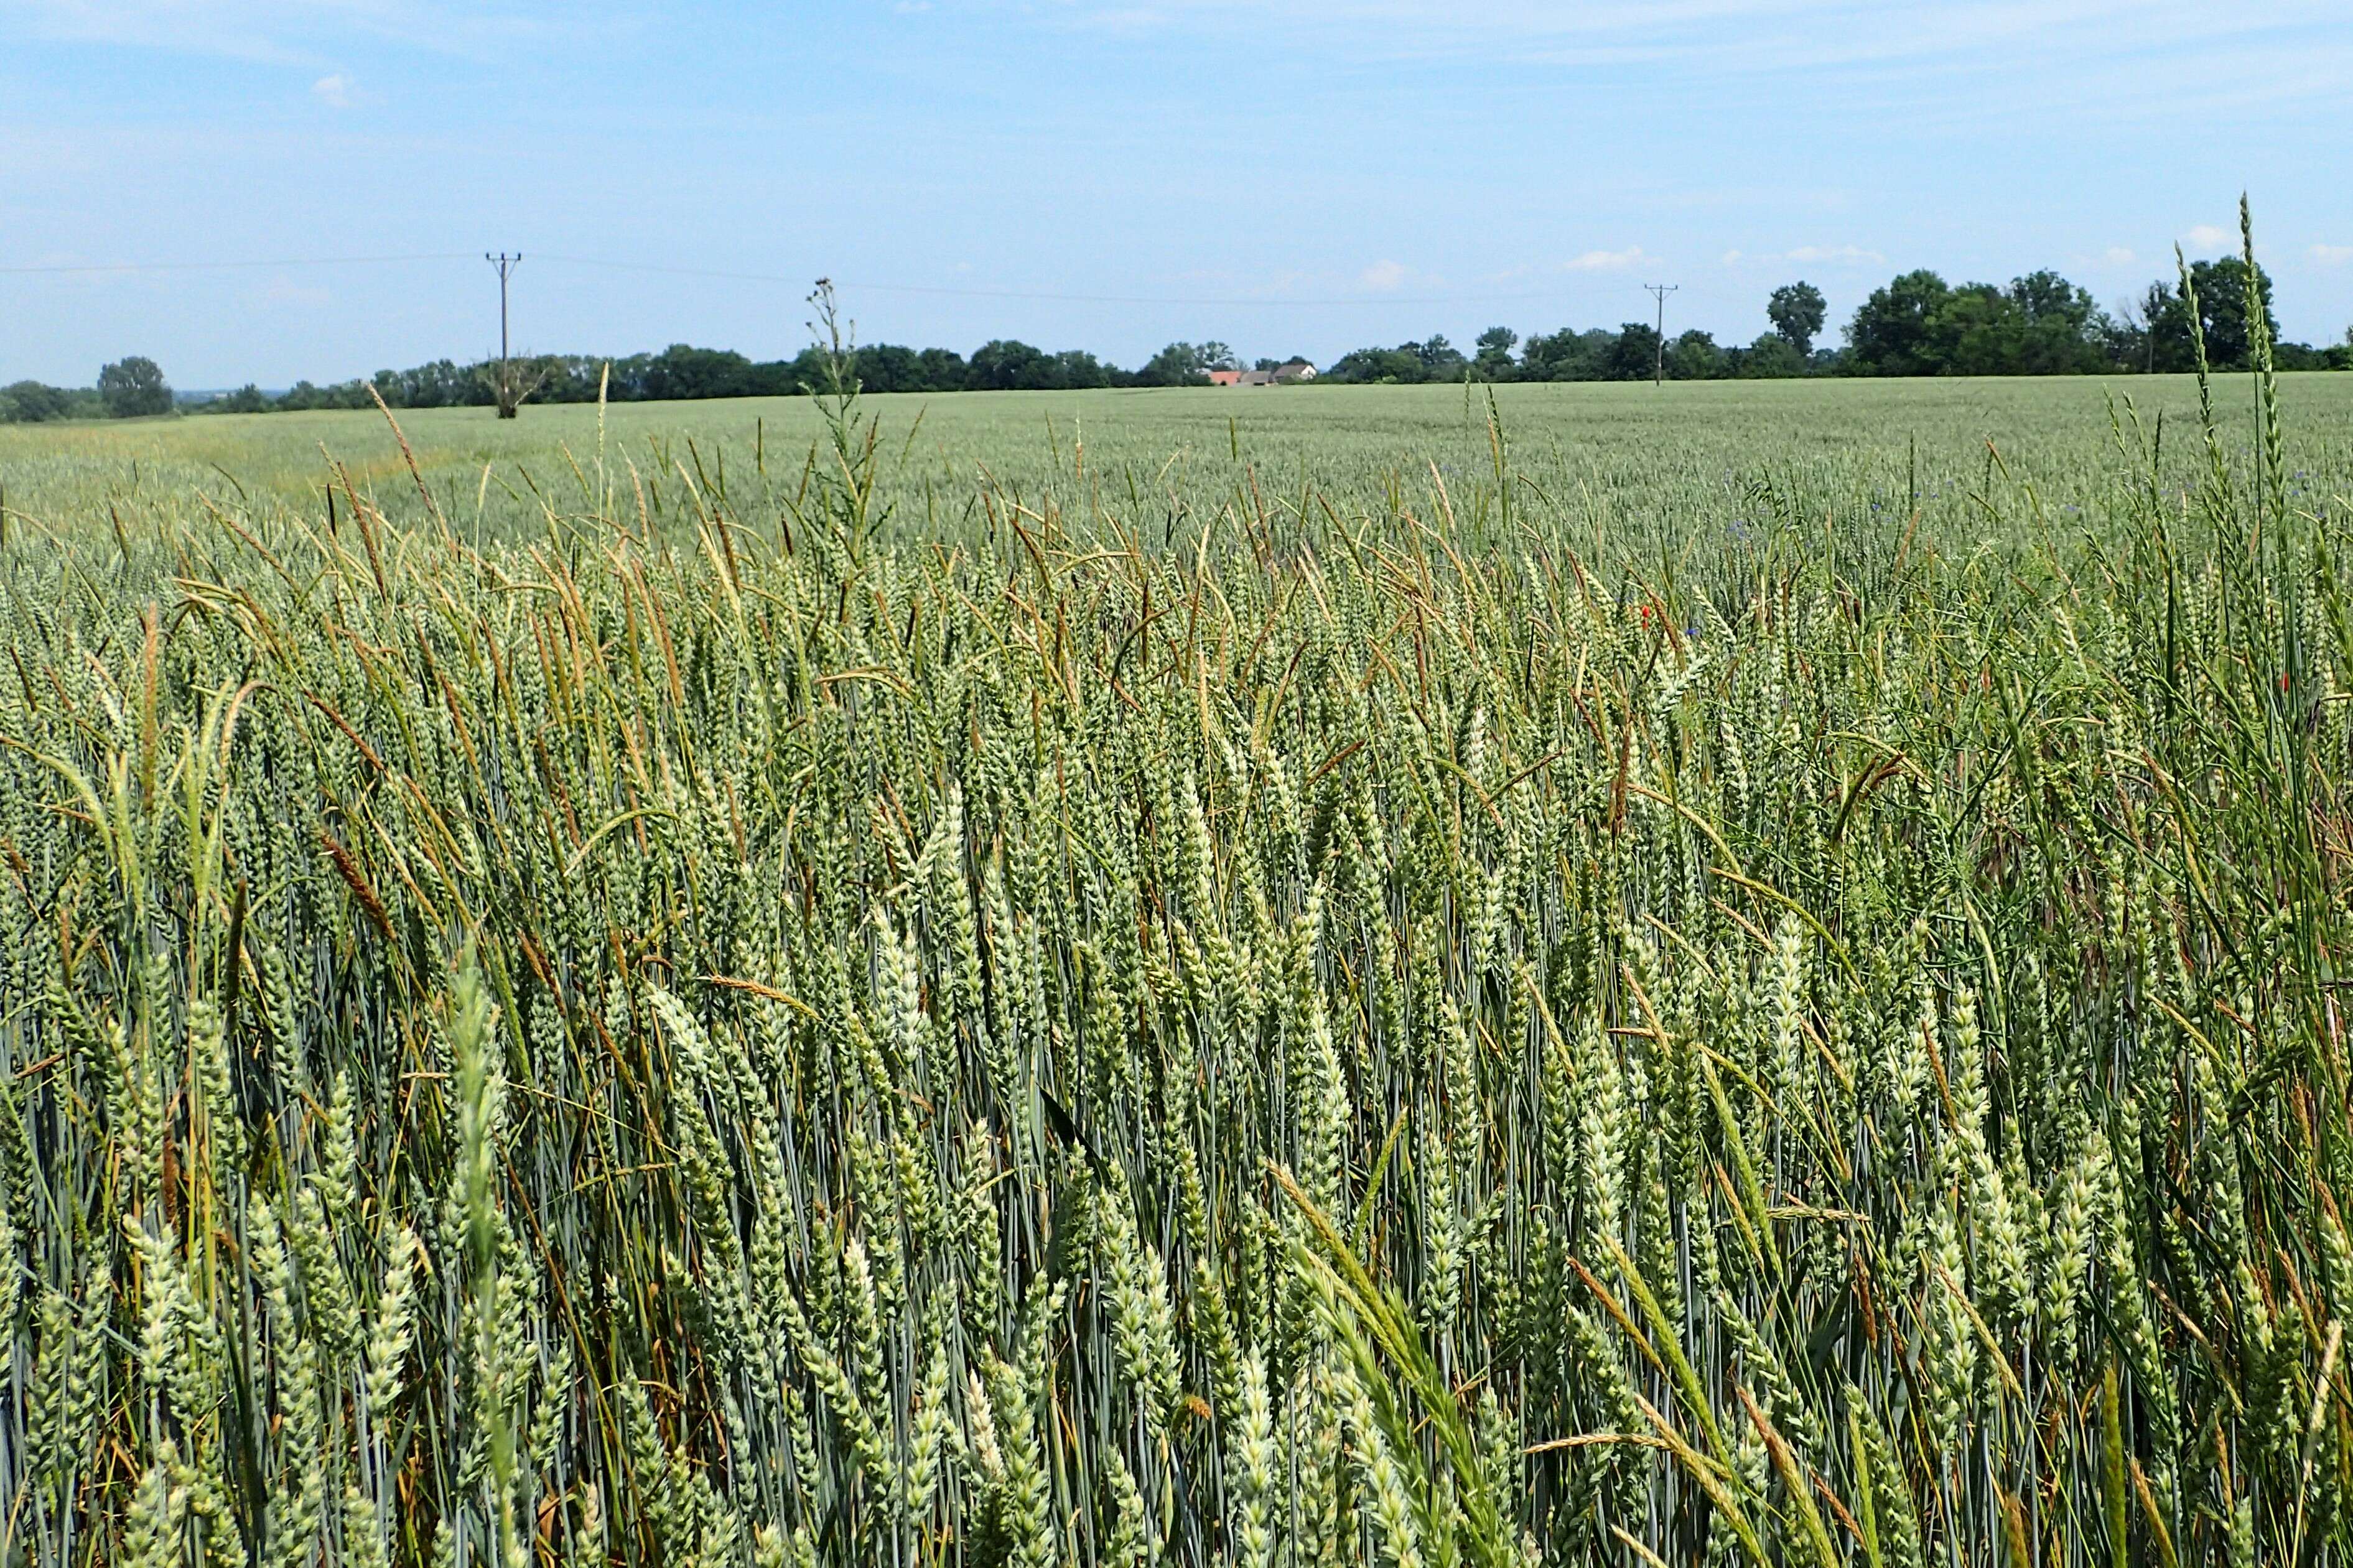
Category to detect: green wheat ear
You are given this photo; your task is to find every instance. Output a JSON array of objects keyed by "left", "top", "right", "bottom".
[{"left": 4, "top": 261, "right": 2351, "bottom": 1565}]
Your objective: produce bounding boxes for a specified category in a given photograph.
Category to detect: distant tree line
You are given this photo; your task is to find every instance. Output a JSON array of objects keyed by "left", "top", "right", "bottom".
[
  {"left": 5, "top": 259, "right": 2349, "bottom": 424},
  {"left": 1323, "top": 262, "right": 2353, "bottom": 384},
  {"left": 0, "top": 341, "right": 1262, "bottom": 422},
  {"left": 0, "top": 356, "right": 174, "bottom": 422},
  {"left": 182, "top": 338, "right": 1260, "bottom": 416}
]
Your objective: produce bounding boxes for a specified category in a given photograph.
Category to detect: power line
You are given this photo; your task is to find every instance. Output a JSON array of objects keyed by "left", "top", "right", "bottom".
[
  {"left": 487, "top": 253, "right": 522, "bottom": 417},
  {"left": 1643, "top": 282, "right": 1679, "bottom": 386},
  {"left": 1, "top": 246, "right": 1644, "bottom": 309},
  {"left": 488, "top": 253, "right": 522, "bottom": 360},
  {"left": 0, "top": 253, "right": 475, "bottom": 276},
  {"left": 532, "top": 251, "right": 1553, "bottom": 308}
]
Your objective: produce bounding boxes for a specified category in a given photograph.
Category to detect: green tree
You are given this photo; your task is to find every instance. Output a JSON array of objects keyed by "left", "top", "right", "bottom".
[
  {"left": 915, "top": 347, "right": 969, "bottom": 391},
  {"left": 750, "top": 349, "right": 828, "bottom": 397},
  {"left": 1601, "top": 322, "right": 1662, "bottom": 381},
  {"left": 1666, "top": 329, "right": 1725, "bottom": 379},
  {"left": 1415, "top": 335, "right": 1468, "bottom": 378},
  {"left": 965, "top": 340, "right": 1057, "bottom": 391},
  {"left": 1473, "top": 326, "right": 1519, "bottom": 379},
  {"left": 0, "top": 381, "right": 74, "bottom": 422},
  {"left": 98, "top": 356, "right": 172, "bottom": 418},
  {"left": 1767, "top": 282, "right": 1827, "bottom": 356},
  {"left": 2142, "top": 256, "right": 2280, "bottom": 371},
  {"left": 847, "top": 344, "right": 926, "bottom": 393},
  {"left": 1135, "top": 342, "right": 1214, "bottom": 386},
  {"left": 1052, "top": 349, "right": 1114, "bottom": 389},
  {"left": 639, "top": 344, "right": 755, "bottom": 401},
  {"left": 2001, "top": 270, "right": 2107, "bottom": 374},
  {"left": 1740, "top": 333, "right": 1806, "bottom": 378},
  {"left": 1845, "top": 271, "right": 1952, "bottom": 376},
  {"left": 1325, "top": 345, "right": 1423, "bottom": 383},
  {"left": 1519, "top": 327, "right": 1613, "bottom": 381},
  {"left": 1936, "top": 282, "right": 2023, "bottom": 375}
]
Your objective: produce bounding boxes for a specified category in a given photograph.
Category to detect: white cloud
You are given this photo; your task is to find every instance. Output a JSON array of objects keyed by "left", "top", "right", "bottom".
[
  {"left": 1359, "top": 258, "right": 1410, "bottom": 291},
  {"left": 2311, "top": 244, "right": 2353, "bottom": 265},
  {"left": 2181, "top": 223, "right": 2233, "bottom": 251},
  {"left": 1563, "top": 246, "right": 1645, "bottom": 271},
  {"left": 1720, "top": 243, "right": 1882, "bottom": 267},
  {"left": 2102, "top": 246, "right": 2136, "bottom": 266},
  {"left": 310, "top": 72, "right": 355, "bottom": 106},
  {"left": 1782, "top": 243, "right": 1883, "bottom": 264}
]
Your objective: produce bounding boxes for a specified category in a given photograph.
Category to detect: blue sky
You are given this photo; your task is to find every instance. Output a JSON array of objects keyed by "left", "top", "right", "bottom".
[{"left": 5, "top": 0, "right": 2352, "bottom": 387}]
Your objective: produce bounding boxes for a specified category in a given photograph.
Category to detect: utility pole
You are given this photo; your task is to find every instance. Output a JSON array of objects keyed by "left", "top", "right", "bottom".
[
  {"left": 485, "top": 253, "right": 523, "bottom": 417},
  {"left": 487, "top": 252, "right": 521, "bottom": 364},
  {"left": 1644, "top": 283, "right": 1679, "bottom": 387}
]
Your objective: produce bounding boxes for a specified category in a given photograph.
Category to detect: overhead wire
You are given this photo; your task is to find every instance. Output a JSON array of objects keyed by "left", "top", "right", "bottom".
[
  {"left": 0, "top": 253, "right": 477, "bottom": 275},
  {"left": 1, "top": 249, "right": 1602, "bottom": 307}
]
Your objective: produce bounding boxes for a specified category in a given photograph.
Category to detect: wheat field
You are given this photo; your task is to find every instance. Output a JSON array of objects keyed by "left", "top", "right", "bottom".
[
  {"left": 1, "top": 276, "right": 2349, "bottom": 1568},
  {"left": 7, "top": 369, "right": 2353, "bottom": 562}
]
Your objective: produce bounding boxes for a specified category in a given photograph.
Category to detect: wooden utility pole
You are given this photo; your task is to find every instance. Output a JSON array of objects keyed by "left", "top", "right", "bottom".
[
  {"left": 1644, "top": 283, "right": 1679, "bottom": 387},
  {"left": 487, "top": 252, "right": 523, "bottom": 417}
]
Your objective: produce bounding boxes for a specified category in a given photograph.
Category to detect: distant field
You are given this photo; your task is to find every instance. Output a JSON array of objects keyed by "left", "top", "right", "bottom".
[{"left": 5, "top": 374, "right": 2350, "bottom": 565}]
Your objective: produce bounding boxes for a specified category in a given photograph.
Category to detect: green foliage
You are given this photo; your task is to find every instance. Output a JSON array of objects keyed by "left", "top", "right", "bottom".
[
  {"left": 1137, "top": 341, "right": 1241, "bottom": 386},
  {"left": 1336, "top": 253, "right": 2332, "bottom": 385},
  {"left": 1846, "top": 268, "right": 2089, "bottom": 376},
  {"left": 961, "top": 339, "right": 1121, "bottom": 391},
  {"left": 1740, "top": 333, "right": 1807, "bottom": 378},
  {"left": 1768, "top": 281, "right": 1827, "bottom": 356},
  {"left": 1326, "top": 343, "right": 1427, "bottom": 383},
  {"left": 1843, "top": 268, "right": 1958, "bottom": 375},
  {"left": 1601, "top": 320, "right": 1662, "bottom": 380},
  {"left": 1840, "top": 256, "right": 2295, "bottom": 379},
  {"left": 1666, "top": 328, "right": 1725, "bottom": 380},
  {"left": 1132, "top": 343, "right": 1209, "bottom": 386},
  {"left": 0, "top": 381, "right": 83, "bottom": 423},
  {"left": 2138, "top": 254, "right": 2283, "bottom": 372},
  {"left": 1474, "top": 326, "right": 1520, "bottom": 378},
  {"left": 1327, "top": 336, "right": 1470, "bottom": 384},
  {"left": 1519, "top": 326, "right": 1617, "bottom": 382},
  {"left": 1942, "top": 270, "right": 2113, "bottom": 375},
  {"left": 97, "top": 355, "right": 172, "bottom": 418}
]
